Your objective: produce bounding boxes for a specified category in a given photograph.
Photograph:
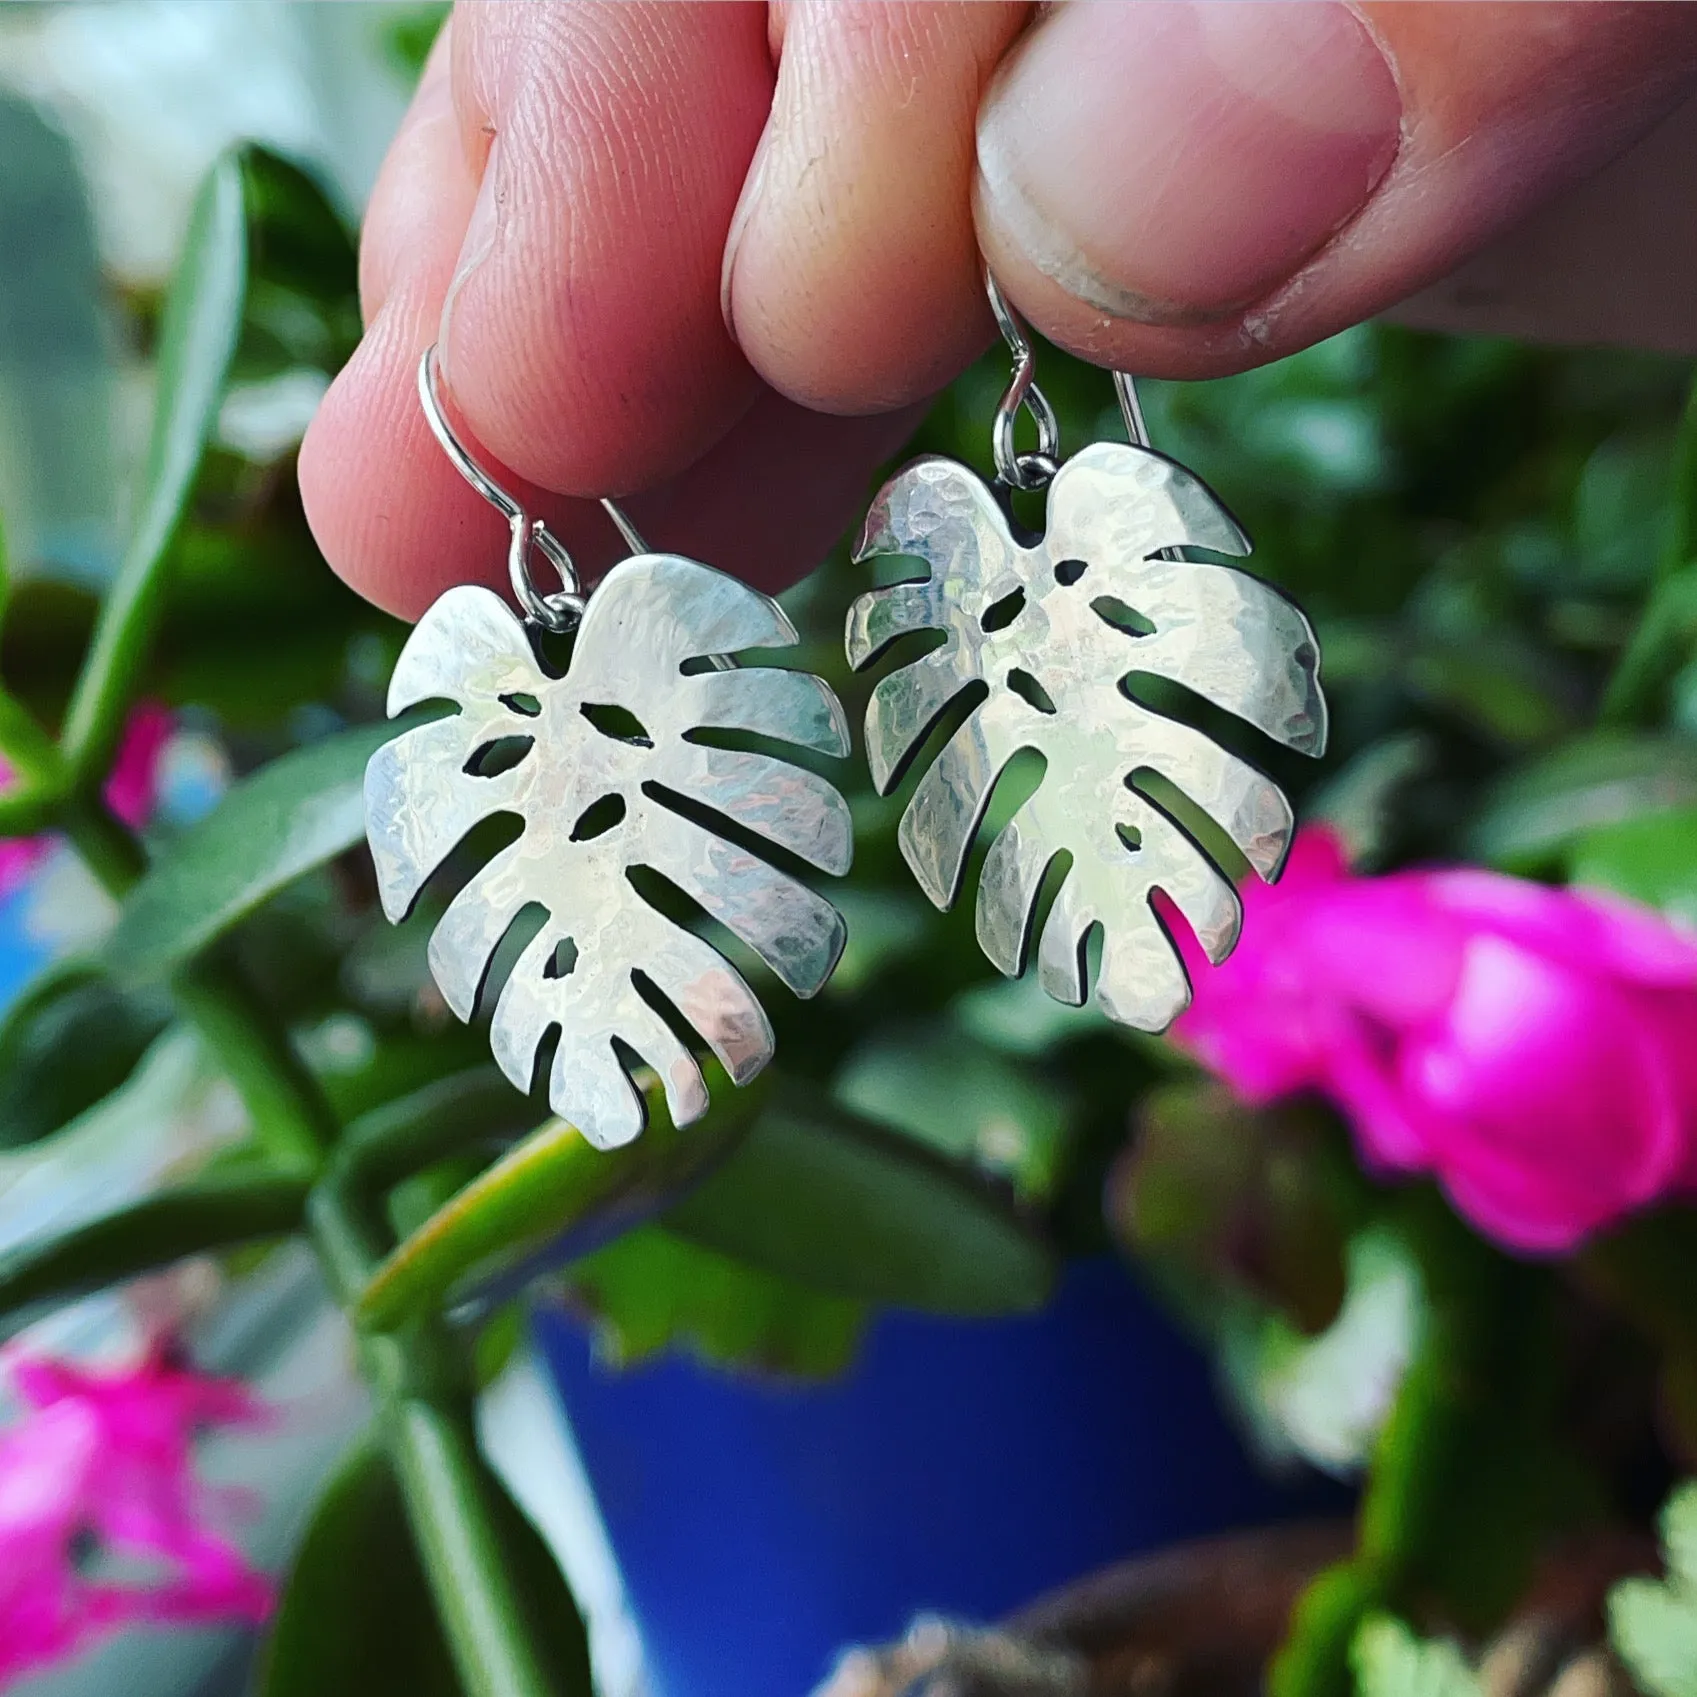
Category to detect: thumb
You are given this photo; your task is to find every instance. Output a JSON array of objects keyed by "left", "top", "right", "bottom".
[{"left": 975, "top": 1, "right": 1697, "bottom": 377}]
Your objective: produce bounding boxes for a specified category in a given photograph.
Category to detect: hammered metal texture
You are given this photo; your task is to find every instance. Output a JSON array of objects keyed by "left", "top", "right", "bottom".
[
  {"left": 366, "top": 554, "right": 851, "bottom": 1149},
  {"left": 846, "top": 442, "right": 1326, "bottom": 1032}
]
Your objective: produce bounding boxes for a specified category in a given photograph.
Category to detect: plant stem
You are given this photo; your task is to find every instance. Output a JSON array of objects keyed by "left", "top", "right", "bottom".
[
  {"left": 60, "top": 793, "right": 148, "bottom": 894},
  {"left": 172, "top": 962, "right": 336, "bottom": 1170},
  {"left": 61, "top": 789, "right": 563, "bottom": 1691},
  {"left": 0, "top": 690, "right": 64, "bottom": 788},
  {"left": 60, "top": 795, "right": 333, "bottom": 1171},
  {"left": 372, "top": 1338, "right": 560, "bottom": 1697},
  {"left": 315, "top": 1180, "right": 565, "bottom": 1697}
]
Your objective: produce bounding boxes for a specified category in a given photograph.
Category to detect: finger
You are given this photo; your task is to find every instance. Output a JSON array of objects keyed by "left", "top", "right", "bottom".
[
  {"left": 439, "top": 1, "right": 774, "bottom": 495},
  {"left": 306, "top": 312, "right": 917, "bottom": 621},
  {"left": 299, "top": 38, "right": 917, "bottom": 622},
  {"left": 723, "top": 0, "right": 1030, "bottom": 413},
  {"left": 974, "top": 1, "right": 1697, "bottom": 379},
  {"left": 359, "top": 13, "right": 457, "bottom": 324},
  {"left": 301, "top": 4, "right": 519, "bottom": 623},
  {"left": 1391, "top": 91, "right": 1697, "bottom": 354}
]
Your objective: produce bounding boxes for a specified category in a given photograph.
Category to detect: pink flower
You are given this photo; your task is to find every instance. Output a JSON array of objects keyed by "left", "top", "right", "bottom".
[
  {"left": 0, "top": 1346, "right": 273, "bottom": 1688},
  {"left": 0, "top": 703, "right": 173, "bottom": 897},
  {"left": 1170, "top": 827, "right": 1697, "bottom": 1254}
]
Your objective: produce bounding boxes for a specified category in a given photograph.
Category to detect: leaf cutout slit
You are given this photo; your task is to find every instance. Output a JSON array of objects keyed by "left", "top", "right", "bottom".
[
  {"left": 545, "top": 938, "right": 578, "bottom": 980},
  {"left": 581, "top": 702, "right": 653, "bottom": 747},
  {"left": 621, "top": 861, "right": 701, "bottom": 931},
  {"left": 1092, "top": 595, "right": 1155, "bottom": 638},
  {"left": 1006, "top": 669, "right": 1057, "bottom": 716},
  {"left": 1053, "top": 558, "right": 1087, "bottom": 587},
  {"left": 642, "top": 779, "right": 822, "bottom": 889},
  {"left": 398, "top": 812, "right": 525, "bottom": 932},
  {"left": 571, "top": 792, "right": 628, "bottom": 843},
  {"left": 630, "top": 970, "right": 705, "bottom": 1066},
  {"left": 606, "top": 1037, "right": 654, "bottom": 1107},
  {"left": 501, "top": 692, "right": 542, "bottom": 717},
  {"left": 1057, "top": 918, "right": 1105, "bottom": 1007},
  {"left": 1128, "top": 767, "right": 1252, "bottom": 884},
  {"left": 1002, "top": 845, "right": 1073, "bottom": 980},
  {"left": 525, "top": 1022, "right": 562, "bottom": 1101},
  {"left": 475, "top": 901, "right": 550, "bottom": 1023},
  {"left": 980, "top": 587, "right": 1026, "bottom": 634},
  {"left": 1115, "top": 822, "right": 1143, "bottom": 855},
  {"left": 465, "top": 736, "right": 534, "bottom": 779},
  {"left": 1120, "top": 671, "right": 1291, "bottom": 776},
  {"left": 879, "top": 675, "right": 990, "bottom": 796}
]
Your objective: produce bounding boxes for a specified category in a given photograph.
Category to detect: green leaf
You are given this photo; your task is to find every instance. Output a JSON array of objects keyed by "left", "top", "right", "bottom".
[
  {"left": 1666, "top": 1480, "right": 1697, "bottom": 1590},
  {"left": 562, "top": 1226, "right": 866, "bottom": 1378},
  {"left": 385, "top": 4, "right": 451, "bottom": 76},
  {"left": 834, "top": 1031, "right": 1071, "bottom": 1198},
  {"left": 356, "top": 1070, "right": 758, "bottom": 1331},
  {"left": 369, "top": 1345, "right": 593, "bottom": 1697},
  {"left": 106, "top": 718, "right": 407, "bottom": 979},
  {"left": 0, "top": 962, "right": 169, "bottom": 1149},
  {"left": 951, "top": 971, "right": 1111, "bottom": 1057},
  {"left": 1463, "top": 732, "right": 1697, "bottom": 872},
  {"left": 667, "top": 1086, "right": 1055, "bottom": 1316},
  {"left": 1568, "top": 806, "right": 1697, "bottom": 926},
  {"left": 1350, "top": 1614, "right": 1480, "bottom": 1697},
  {"left": 258, "top": 1440, "right": 462, "bottom": 1697},
  {"left": 1609, "top": 1482, "right": 1697, "bottom": 1697},
  {"left": 824, "top": 887, "right": 929, "bottom": 995},
  {"left": 1605, "top": 559, "right": 1697, "bottom": 727},
  {"left": 0, "top": 1170, "right": 308, "bottom": 1335},
  {"left": 62, "top": 151, "right": 247, "bottom": 783},
  {"left": 236, "top": 147, "right": 360, "bottom": 377}
]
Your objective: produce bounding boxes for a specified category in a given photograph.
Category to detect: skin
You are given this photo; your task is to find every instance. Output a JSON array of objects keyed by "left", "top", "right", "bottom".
[{"left": 298, "top": 2, "right": 1697, "bottom": 622}]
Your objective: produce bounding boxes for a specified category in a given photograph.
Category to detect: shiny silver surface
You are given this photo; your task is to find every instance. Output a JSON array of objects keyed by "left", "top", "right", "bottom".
[
  {"left": 847, "top": 442, "right": 1326, "bottom": 1032},
  {"left": 366, "top": 554, "right": 851, "bottom": 1149}
]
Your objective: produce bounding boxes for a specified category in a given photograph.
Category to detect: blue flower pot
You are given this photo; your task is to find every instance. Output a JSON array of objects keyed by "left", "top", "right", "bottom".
[{"left": 537, "top": 1257, "right": 1328, "bottom": 1697}]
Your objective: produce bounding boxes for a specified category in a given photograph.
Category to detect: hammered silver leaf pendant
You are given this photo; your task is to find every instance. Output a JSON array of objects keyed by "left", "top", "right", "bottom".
[
  {"left": 846, "top": 441, "right": 1326, "bottom": 1031},
  {"left": 366, "top": 553, "right": 852, "bottom": 1149}
]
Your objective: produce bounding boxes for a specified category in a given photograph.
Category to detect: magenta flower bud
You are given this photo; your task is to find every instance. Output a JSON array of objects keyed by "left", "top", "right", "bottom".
[
  {"left": 1172, "top": 828, "right": 1697, "bottom": 1254},
  {"left": 0, "top": 1345, "right": 272, "bottom": 1687}
]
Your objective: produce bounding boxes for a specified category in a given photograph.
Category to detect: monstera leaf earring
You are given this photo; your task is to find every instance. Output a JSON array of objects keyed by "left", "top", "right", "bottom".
[
  {"left": 846, "top": 279, "right": 1327, "bottom": 1031},
  {"left": 364, "top": 350, "right": 852, "bottom": 1150}
]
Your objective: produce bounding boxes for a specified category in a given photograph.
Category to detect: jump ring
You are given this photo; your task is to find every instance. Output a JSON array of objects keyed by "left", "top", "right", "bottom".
[{"left": 507, "top": 515, "right": 584, "bottom": 633}]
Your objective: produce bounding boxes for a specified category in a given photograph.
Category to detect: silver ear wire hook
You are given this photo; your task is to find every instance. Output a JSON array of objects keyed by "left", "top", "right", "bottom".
[
  {"left": 416, "top": 345, "right": 649, "bottom": 632},
  {"left": 986, "top": 272, "right": 1061, "bottom": 490},
  {"left": 985, "top": 273, "right": 1158, "bottom": 467},
  {"left": 1112, "top": 370, "right": 1153, "bottom": 450}
]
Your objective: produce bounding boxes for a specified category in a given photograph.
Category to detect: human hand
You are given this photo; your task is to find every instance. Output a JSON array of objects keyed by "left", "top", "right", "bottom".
[{"left": 300, "top": 2, "right": 1697, "bottom": 620}]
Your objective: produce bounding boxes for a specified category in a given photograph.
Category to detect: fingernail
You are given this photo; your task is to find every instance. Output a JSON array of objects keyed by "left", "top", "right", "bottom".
[
  {"left": 439, "top": 134, "right": 505, "bottom": 379},
  {"left": 977, "top": 0, "right": 1401, "bottom": 324},
  {"left": 720, "top": 119, "right": 774, "bottom": 339}
]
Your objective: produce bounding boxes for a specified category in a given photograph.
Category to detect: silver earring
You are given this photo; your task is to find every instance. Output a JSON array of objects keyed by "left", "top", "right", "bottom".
[
  {"left": 846, "top": 278, "right": 1326, "bottom": 1030},
  {"left": 363, "top": 349, "right": 852, "bottom": 1150}
]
